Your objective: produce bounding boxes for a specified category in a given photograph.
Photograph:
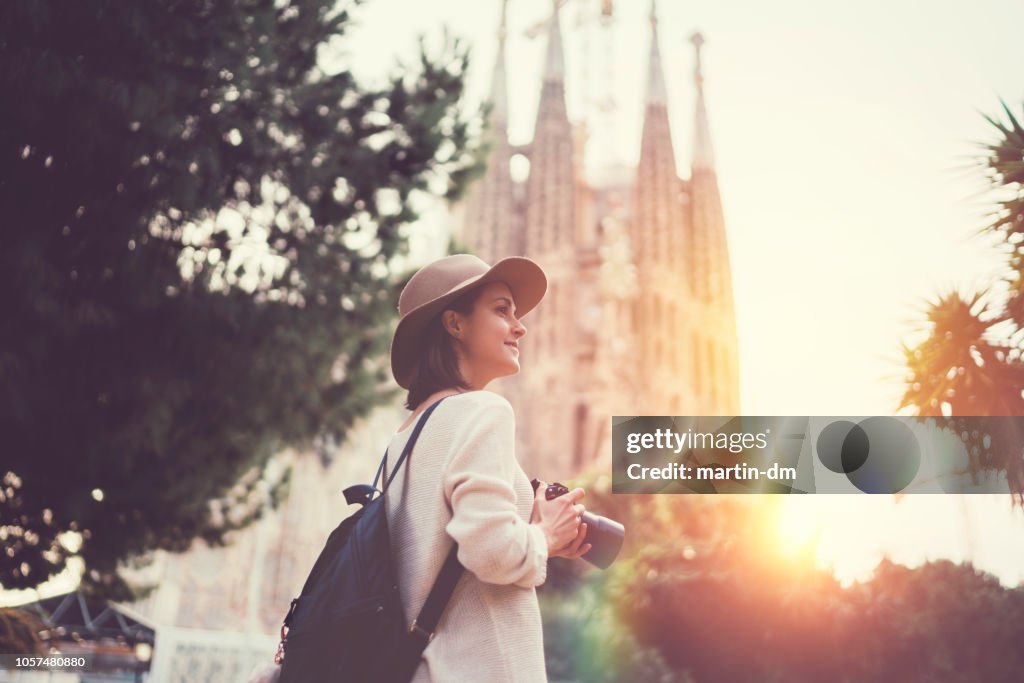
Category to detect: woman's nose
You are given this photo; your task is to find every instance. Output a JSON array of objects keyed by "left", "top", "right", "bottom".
[{"left": 514, "top": 318, "right": 526, "bottom": 338}]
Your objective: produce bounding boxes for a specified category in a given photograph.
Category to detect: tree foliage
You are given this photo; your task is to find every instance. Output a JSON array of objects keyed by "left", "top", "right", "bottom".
[
  {"left": 901, "top": 101, "right": 1024, "bottom": 500},
  {"left": 0, "top": 0, "right": 480, "bottom": 597},
  {"left": 542, "top": 478, "right": 1024, "bottom": 683}
]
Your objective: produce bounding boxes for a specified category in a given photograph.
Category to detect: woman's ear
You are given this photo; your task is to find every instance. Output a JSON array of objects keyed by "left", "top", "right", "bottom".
[{"left": 442, "top": 310, "right": 462, "bottom": 339}]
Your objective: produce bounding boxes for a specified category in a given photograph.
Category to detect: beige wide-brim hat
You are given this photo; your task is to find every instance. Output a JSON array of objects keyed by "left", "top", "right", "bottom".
[{"left": 390, "top": 254, "right": 547, "bottom": 389}]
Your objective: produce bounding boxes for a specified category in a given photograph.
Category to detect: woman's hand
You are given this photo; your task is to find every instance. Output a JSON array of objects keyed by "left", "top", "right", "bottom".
[
  {"left": 531, "top": 485, "right": 591, "bottom": 558},
  {"left": 549, "top": 518, "right": 591, "bottom": 560}
]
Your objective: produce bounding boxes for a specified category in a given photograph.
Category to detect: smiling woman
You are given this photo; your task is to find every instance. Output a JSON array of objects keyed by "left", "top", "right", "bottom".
[
  {"left": 377, "top": 254, "right": 594, "bottom": 681},
  {"left": 436, "top": 282, "right": 526, "bottom": 390},
  {"left": 270, "top": 254, "right": 590, "bottom": 682},
  {"left": 391, "top": 255, "right": 545, "bottom": 403}
]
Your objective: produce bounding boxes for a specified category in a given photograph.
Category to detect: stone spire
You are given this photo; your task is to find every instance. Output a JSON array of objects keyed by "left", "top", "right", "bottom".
[
  {"left": 630, "top": 0, "right": 689, "bottom": 407},
  {"left": 634, "top": 0, "right": 681, "bottom": 266},
  {"left": 543, "top": 0, "right": 566, "bottom": 84},
  {"left": 688, "top": 31, "right": 727, "bottom": 301},
  {"left": 490, "top": 0, "right": 509, "bottom": 128},
  {"left": 686, "top": 31, "right": 739, "bottom": 412},
  {"left": 691, "top": 31, "right": 715, "bottom": 170},
  {"left": 524, "top": 0, "right": 574, "bottom": 254},
  {"left": 458, "top": 0, "right": 519, "bottom": 262},
  {"left": 517, "top": 0, "right": 580, "bottom": 475},
  {"left": 645, "top": 0, "right": 667, "bottom": 105}
]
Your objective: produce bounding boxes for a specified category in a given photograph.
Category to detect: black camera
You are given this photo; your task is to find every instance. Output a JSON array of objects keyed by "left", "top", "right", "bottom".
[{"left": 530, "top": 479, "right": 625, "bottom": 569}]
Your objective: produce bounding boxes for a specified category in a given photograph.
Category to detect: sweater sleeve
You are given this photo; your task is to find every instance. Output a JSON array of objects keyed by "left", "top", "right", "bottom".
[{"left": 442, "top": 395, "right": 548, "bottom": 588}]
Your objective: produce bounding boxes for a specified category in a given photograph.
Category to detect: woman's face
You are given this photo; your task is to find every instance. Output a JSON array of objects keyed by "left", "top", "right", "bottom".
[{"left": 445, "top": 281, "right": 527, "bottom": 389}]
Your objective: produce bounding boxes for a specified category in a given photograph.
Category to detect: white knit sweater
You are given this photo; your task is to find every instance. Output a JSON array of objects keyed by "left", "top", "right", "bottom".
[{"left": 383, "top": 390, "right": 549, "bottom": 683}]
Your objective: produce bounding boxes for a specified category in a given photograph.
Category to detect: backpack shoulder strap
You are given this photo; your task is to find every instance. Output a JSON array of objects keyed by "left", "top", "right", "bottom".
[
  {"left": 375, "top": 395, "right": 449, "bottom": 494},
  {"left": 378, "top": 395, "right": 466, "bottom": 669},
  {"left": 407, "top": 544, "right": 462, "bottom": 647}
]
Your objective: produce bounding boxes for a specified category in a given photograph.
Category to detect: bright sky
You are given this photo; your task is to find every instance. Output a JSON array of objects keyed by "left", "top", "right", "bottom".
[
  {"left": 343, "top": 0, "right": 1024, "bottom": 587},
  {"left": 343, "top": 0, "right": 1024, "bottom": 416}
]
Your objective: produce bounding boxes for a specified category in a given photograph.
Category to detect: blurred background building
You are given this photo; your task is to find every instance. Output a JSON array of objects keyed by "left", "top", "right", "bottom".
[{"left": 459, "top": 0, "right": 740, "bottom": 478}]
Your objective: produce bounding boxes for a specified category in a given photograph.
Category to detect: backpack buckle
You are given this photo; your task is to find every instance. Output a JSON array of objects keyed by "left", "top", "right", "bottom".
[
  {"left": 283, "top": 598, "right": 299, "bottom": 626},
  {"left": 343, "top": 484, "right": 376, "bottom": 507},
  {"left": 409, "top": 619, "right": 434, "bottom": 642},
  {"left": 274, "top": 620, "right": 291, "bottom": 665}
]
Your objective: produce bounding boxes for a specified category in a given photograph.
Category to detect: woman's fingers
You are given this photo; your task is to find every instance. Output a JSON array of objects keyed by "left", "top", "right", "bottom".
[
  {"left": 567, "top": 543, "right": 592, "bottom": 560},
  {"left": 567, "top": 523, "right": 585, "bottom": 552},
  {"left": 564, "top": 487, "right": 586, "bottom": 503},
  {"left": 559, "top": 541, "right": 592, "bottom": 560},
  {"left": 572, "top": 522, "right": 588, "bottom": 551},
  {"left": 530, "top": 486, "right": 545, "bottom": 523},
  {"left": 536, "top": 487, "right": 590, "bottom": 556},
  {"left": 555, "top": 522, "right": 588, "bottom": 557},
  {"left": 555, "top": 518, "right": 580, "bottom": 552}
]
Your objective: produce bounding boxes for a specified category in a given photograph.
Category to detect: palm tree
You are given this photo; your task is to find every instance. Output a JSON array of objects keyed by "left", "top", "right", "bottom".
[
  {"left": 901, "top": 292, "right": 1024, "bottom": 417},
  {"left": 901, "top": 101, "right": 1024, "bottom": 501}
]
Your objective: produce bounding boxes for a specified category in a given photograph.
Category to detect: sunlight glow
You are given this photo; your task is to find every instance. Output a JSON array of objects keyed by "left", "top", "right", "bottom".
[{"left": 776, "top": 497, "right": 821, "bottom": 558}]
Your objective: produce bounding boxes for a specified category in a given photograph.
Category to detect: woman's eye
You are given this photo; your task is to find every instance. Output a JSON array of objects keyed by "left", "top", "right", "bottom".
[{"left": 497, "top": 306, "right": 508, "bottom": 315}]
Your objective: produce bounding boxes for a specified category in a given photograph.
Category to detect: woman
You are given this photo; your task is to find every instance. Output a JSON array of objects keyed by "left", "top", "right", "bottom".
[{"left": 385, "top": 253, "right": 590, "bottom": 682}]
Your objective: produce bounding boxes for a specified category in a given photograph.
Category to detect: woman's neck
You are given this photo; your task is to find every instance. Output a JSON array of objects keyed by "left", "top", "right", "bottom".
[{"left": 419, "top": 387, "right": 469, "bottom": 410}]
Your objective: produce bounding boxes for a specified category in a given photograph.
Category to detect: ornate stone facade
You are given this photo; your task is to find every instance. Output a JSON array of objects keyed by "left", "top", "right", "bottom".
[{"left": 460, "top": 1, "right": 741, "bottom": 480}]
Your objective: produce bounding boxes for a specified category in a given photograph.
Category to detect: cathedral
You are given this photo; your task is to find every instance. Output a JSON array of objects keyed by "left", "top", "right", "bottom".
[{"left": 459, "top": 0, "right": 741, "bottom": 479}]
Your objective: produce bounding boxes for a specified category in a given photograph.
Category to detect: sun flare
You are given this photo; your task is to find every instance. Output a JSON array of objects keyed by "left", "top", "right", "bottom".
[{"left": 776, "top": 498, "right": 821, "bottom": 558}]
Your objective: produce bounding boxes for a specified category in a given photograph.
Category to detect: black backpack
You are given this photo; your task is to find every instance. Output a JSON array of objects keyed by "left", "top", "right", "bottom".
[{"left": 276, "top": 398, "right": 463, "bottom": 682}]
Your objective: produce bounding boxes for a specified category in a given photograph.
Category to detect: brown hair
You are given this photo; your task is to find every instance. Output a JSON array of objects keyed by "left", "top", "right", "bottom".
[{"left": 403, "top": 286, "right": 484, "bottom": 410}]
